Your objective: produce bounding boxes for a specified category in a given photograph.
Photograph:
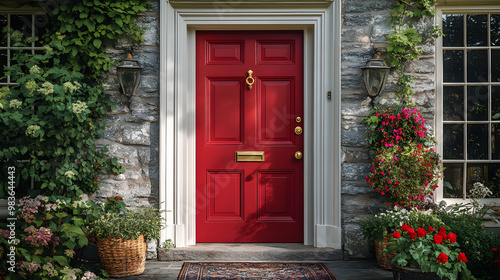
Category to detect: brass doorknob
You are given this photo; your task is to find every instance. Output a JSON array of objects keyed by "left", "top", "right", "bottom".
[
  {"left": 294, "top": 126, "right": 303, "bottom": 135},
  {"left": 295, "top": 151, "right": 303, "bottom": 160}
]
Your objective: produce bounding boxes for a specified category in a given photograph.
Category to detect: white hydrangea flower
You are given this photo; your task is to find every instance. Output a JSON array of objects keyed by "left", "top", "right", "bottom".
[
  {"left": 63, "top": 81, "right": 82, "bottom": 93},
  {"left": 71, "top": 100, "right": 88, "bottom": 114},
  {"left": 64, "top": 171, "right": 76, "bottom": 179},
  {"left": 25, "top": 79, "right": 37, "bottom": 94},
  {"left": 25, "top": 125, "right": 41, "bottom": 137},
  {"left": 43, "top": 45, "right": 53, "bottom": 54},
  {"left": 9, "top": 99, "right": 22, "bottom": 108},
  {"left": 29, "top": 65, "right": 41, "bottom": 75},
  {"left": 38, "top": 82, "right": 54, "bottom": 95}
]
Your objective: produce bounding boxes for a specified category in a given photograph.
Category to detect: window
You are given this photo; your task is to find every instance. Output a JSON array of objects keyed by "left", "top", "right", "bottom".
[
  {"left": 439, "top": 12, "right": 500, "bottom": 200},
  {"left": 0, "top": 12, "right": 47, "bottom": 198},
  {"left": 0, "top": 13, "right": 48, "bottom": 86}
]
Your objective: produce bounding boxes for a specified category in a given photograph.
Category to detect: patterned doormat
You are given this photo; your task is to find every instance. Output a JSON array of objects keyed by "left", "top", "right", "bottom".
[{"left": 177, "top": 262, "right": 337, "bottom": 280}]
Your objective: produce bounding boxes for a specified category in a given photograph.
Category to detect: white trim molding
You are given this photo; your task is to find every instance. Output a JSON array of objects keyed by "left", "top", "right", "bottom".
[{"left": 159, "top": 0, "right": 342, "bottom": 248}]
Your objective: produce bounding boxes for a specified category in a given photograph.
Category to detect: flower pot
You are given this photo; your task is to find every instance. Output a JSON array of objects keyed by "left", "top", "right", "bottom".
[
  {"left": 375, "top": 234, "right": 396, "bottom": 270},
  {"left": 391, "top": 265, "right": 446, "bottom": 280},
  {"left": 95, "top": 235, "right": 147, "bottom": 277}
]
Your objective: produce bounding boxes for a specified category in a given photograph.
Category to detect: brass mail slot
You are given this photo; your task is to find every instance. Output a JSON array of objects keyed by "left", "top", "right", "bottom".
[{"left": 235, "top": 151, "right": 265, "bottom": 162}]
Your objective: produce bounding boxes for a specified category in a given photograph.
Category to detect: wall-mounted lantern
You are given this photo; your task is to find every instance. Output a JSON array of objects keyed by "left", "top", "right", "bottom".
[
  {"left": 117, "top": 49, "right": 142, "bottom": 98},
  {"left": 362, "top": 51, "right": 390, "bottom": 103}
]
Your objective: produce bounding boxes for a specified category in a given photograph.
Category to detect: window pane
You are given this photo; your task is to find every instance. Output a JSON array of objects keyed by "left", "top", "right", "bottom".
[
  {"left": 11, "top": 15, "right": 32, "bottom": 45},
  {"left": 34, "top": 15, "right": 48, "bottom": 47},
  {"left": 443, "top": 86, "right": 464, "bottom": 121},
  {"left": 467, "top": 124, "right": 488, "bottom": 159},
  {"left": 467, "top": 50, "right": 488, "bottom": 82},
  {"left": 492, "top": 124, "right": 500, "bottom": 159},
  {"left": 491, "top": 14, "right": 500, "bottom": 46},
  {"left": 0, "top": 15, "right": 7, "bottom": 47},
  {"left": 467, "top": 86, "right": 488, "bottom": 121},
  {"left": 493, "top": 50, "right": 500, "bottom": 82},
  {"left": 467, "top": 14, "right": 488, "bottom": 46},
  {"left": 0, "top": 51, "right": 6, "bottom": 83},
  {"left": 492, "top": 86, "right": 500, "bottom": 120},
  {"left": 443, "top": 50, "right": 464, "bottom": 82},
  {"left": 444, "top": 163, "right": 464, "bottom": 198},
  {"left": 443, "top": 14, "right": 464, "bottom": 47},
  {"left": 444, "top": 124, "right": 464, "bottom": 159},
  {"left": 467, "top": 163, "right": 500, "bottom": 198}
]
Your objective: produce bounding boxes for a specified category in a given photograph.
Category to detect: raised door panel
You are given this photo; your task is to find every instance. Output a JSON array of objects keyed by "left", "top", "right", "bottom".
[
  {"left": 257, "top": 171, "right": 294, "bottom": 221},
  {"left": 207, "top": 171, "right": 244, "bottom": 221}
]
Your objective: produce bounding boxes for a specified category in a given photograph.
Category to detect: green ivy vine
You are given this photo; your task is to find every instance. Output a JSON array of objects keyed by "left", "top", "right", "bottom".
[
  {"left": 0, "top": 0, "right": 150, "bottom": 198},
  {"left": 386, "top": 0, "right": 443, "bottom": 106}
]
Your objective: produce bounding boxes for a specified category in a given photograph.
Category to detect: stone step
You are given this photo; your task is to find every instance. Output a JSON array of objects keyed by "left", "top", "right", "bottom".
[{"left": 158, "top": 243, "right": 343, "bottom": 261}]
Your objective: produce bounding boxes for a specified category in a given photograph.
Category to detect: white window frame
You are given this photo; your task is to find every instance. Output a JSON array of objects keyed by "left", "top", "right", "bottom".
[{"left": 436, "top": 4, "right": 500, "bottom": 209}]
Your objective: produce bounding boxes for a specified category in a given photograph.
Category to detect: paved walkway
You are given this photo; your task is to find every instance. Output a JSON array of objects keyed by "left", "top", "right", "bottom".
[{"left": 119, "top": 260, "right": 393, "bottom": 280}]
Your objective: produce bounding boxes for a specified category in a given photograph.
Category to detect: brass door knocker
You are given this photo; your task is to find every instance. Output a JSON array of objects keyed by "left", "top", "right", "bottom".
[{"left": 246, "top": 70, "right": 255, "bottom": 89}]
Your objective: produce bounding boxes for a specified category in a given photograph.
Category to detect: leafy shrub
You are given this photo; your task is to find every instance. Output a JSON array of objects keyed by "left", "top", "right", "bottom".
[
  {"left": 0, "top": 36, "right": 124, "bottom": 198},
  {"left": 438, "top": 209, "right": 500, "bottom": 278}
]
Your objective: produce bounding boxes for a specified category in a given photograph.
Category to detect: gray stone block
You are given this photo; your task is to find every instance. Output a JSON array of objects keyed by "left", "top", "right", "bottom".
[
  {"left": 344, "top": 14, "right": 373, "bottom": 26},
  {"left": 343, "top": 223, "right": 372, "bottom": 259},
  {"left": 341, "top": 163, "right": 371, "bottom": 181},
  {"left": 121, "top": 123, "right": 151, "bottom": 146}
]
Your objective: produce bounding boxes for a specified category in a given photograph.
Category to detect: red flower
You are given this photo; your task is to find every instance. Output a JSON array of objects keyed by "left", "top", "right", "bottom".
[
  {"left": 436, "top": 252, "right": 448, "bottom": 264},
  {"left": 493, "top": 248, "right": 500, "bottom": 256},
  {"left": 457, "top": 253, "right": 468, "bottom": 263},
  {"left": 401, "top": 224, "right": 411, "bottom": 232},
  {"left": 438, "top": 227, "right": 446, "bottom": 238},
  {"left": 447, "top": 233, "right": 457, "bottom": 244},
  {"left": 416, "top": 227, "right": 426, "bottom": 238},
  {"left": 427, "top": 226, "right": 435, "bottom": 232},
  {"left": 433, "top": 234, "right": 443, "bottom": 244},
  {"left": 393, "top": 231, "right": 401, "bottom": 239},
  {"left": 407, "top": 228, "right": 417, "bottom": 240},
  {"left": 495, "top": 260, "right": 500, "bottom": 267}
]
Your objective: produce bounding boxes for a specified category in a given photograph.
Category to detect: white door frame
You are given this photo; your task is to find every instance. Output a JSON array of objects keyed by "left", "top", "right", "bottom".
[{"left": 159, "top": 0, "right": 342, "bottom": 248}]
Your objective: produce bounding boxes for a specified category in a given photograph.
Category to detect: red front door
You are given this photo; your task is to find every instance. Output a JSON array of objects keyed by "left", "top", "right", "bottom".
[{"left": 196, "top": 31, "right": 304, "bottom": 242}]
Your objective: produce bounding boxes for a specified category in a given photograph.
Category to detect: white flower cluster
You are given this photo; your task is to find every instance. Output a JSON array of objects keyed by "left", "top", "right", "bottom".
[
  {"left": 376, "top": 206, "right": 411, "bottom": 226},
  {"left": 469, "top": 182, "right": 492, "bottom": 199},
  {"left": 25, "top": 79, "right": 37, "bottom": 94},
  {"left": 63, "top": 81, "right": 82, "bottom": 93},
  {"left": 9, "top": 99, "right": 22, "bottom": 108},
  {"left": 25, "top": 125, "right": 41, "bottom": 137},
  {"left": 64, "top": 170, "right": 76, "bottom": 179},
  {"left": 29, "top": 65, "right": 41, "bottom": 75},
  {"left": 38, "top": 81, "right": 54, "bottom": 95},
  {"left": 42, "top": 45, "right": 53, "bottom": 54},
  {"left": 71, "top": 100, "right": 88, "bottom": 114}
]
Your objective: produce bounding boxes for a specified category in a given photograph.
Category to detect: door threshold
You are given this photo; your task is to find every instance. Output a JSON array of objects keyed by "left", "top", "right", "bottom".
[{"left": 158, "top": 243, "right": 342, "bottom": 261}]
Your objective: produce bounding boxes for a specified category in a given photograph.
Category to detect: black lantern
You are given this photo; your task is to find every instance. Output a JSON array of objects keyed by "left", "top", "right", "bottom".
[
  {"left": 362, "top": 51, "right": 390, "bottom": 101},
  {"left": 117, "top": 49, "right": 142, "bottom": 98}
]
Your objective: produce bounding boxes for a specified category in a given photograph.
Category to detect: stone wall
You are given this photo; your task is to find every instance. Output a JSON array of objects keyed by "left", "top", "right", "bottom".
[
  {"left": 95, "top": 0, "right": 160, "bottom": 259},
  {"left": 340, "top": 0, "right": 437, "bottom": 259}
]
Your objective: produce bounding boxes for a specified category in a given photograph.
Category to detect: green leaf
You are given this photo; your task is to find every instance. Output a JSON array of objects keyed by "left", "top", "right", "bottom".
[
  {"left": 79, "top": 236, "right": 89, "bottom": 247},
  {"left": 53, "top": 255, "right": 70, "bottom": 266},
  {"left": 93, "top": 39, "right": 102, "bottom": 48}
]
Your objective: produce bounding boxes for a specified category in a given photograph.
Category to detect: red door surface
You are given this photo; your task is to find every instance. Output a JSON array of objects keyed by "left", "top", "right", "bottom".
[{"left": 196, "top": 31, "right": 304, "bottom": 242}]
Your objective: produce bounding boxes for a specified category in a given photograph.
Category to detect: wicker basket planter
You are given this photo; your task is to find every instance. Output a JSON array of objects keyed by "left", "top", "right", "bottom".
[
  {"left": 95, "top": 235, "right": 147, "bottom": 277},
  {"left": 374, "top": 234, "right": 396, "bottom": 270}
]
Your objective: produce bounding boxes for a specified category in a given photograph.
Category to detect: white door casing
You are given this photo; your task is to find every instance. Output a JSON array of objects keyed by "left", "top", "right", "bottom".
[{"left": 159, "top": 0, "right": 342, "bottom": 248}]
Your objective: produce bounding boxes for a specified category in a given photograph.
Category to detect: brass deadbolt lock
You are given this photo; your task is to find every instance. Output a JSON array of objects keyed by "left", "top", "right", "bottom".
[
  {"left": 294, "top": 126, "right": 303, "bottom": 135},
  {"left": 295, "top": 151, "right": 303, "bottom": 160}
]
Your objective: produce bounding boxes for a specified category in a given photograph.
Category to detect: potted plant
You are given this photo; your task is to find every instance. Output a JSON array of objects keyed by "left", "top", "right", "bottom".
[
  {"left": 364, "top": 107, "right": 443, "bottom": 208},
  {"left": 385, "top": 225, "right": 471, "bottom": 280},
  {"left": 361, "top": 206, "right": 445, "bottom": 269},
  {"left": 88, "top": 206, "right": 164, "bottom": 277}
]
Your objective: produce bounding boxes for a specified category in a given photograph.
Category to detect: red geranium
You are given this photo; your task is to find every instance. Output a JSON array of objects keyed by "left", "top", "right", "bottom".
[
  {"left": 416, "top": 227, "right": 426, "bottom": 238},
  {"left": 407, "top": 228, "right": 417, "bottom": 240},
  {"left": 393, "top": 231, "right": 401, "bottom": 239},
  {"left": 437, "top": 252, "right": 448, "bottom": 264},
  {"left": 401, "top": 224, "right": 411, "bottom": 232},
  {"left": 457, "top": 252, "right": 468, "bottom": 263},
  {"left": 438, "top": 227, "right": 446, "bottom": 238},
  {"left": 427, "top": 226, "right": 435, "bottom": 232},
  {"left": 447, "top": 233, "right": 457, "bottom": 244},
  {"left": 433, "top": 234, "right": 443, "bottom": 244}
]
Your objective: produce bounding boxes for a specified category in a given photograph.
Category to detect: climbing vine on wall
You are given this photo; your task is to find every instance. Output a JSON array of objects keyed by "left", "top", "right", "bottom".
[
  {"left": 0, "top": 0, "right": 150, "bottom": 198},
  {"left": 386, "top": 0, "right": 442, "bottom": 106}
]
